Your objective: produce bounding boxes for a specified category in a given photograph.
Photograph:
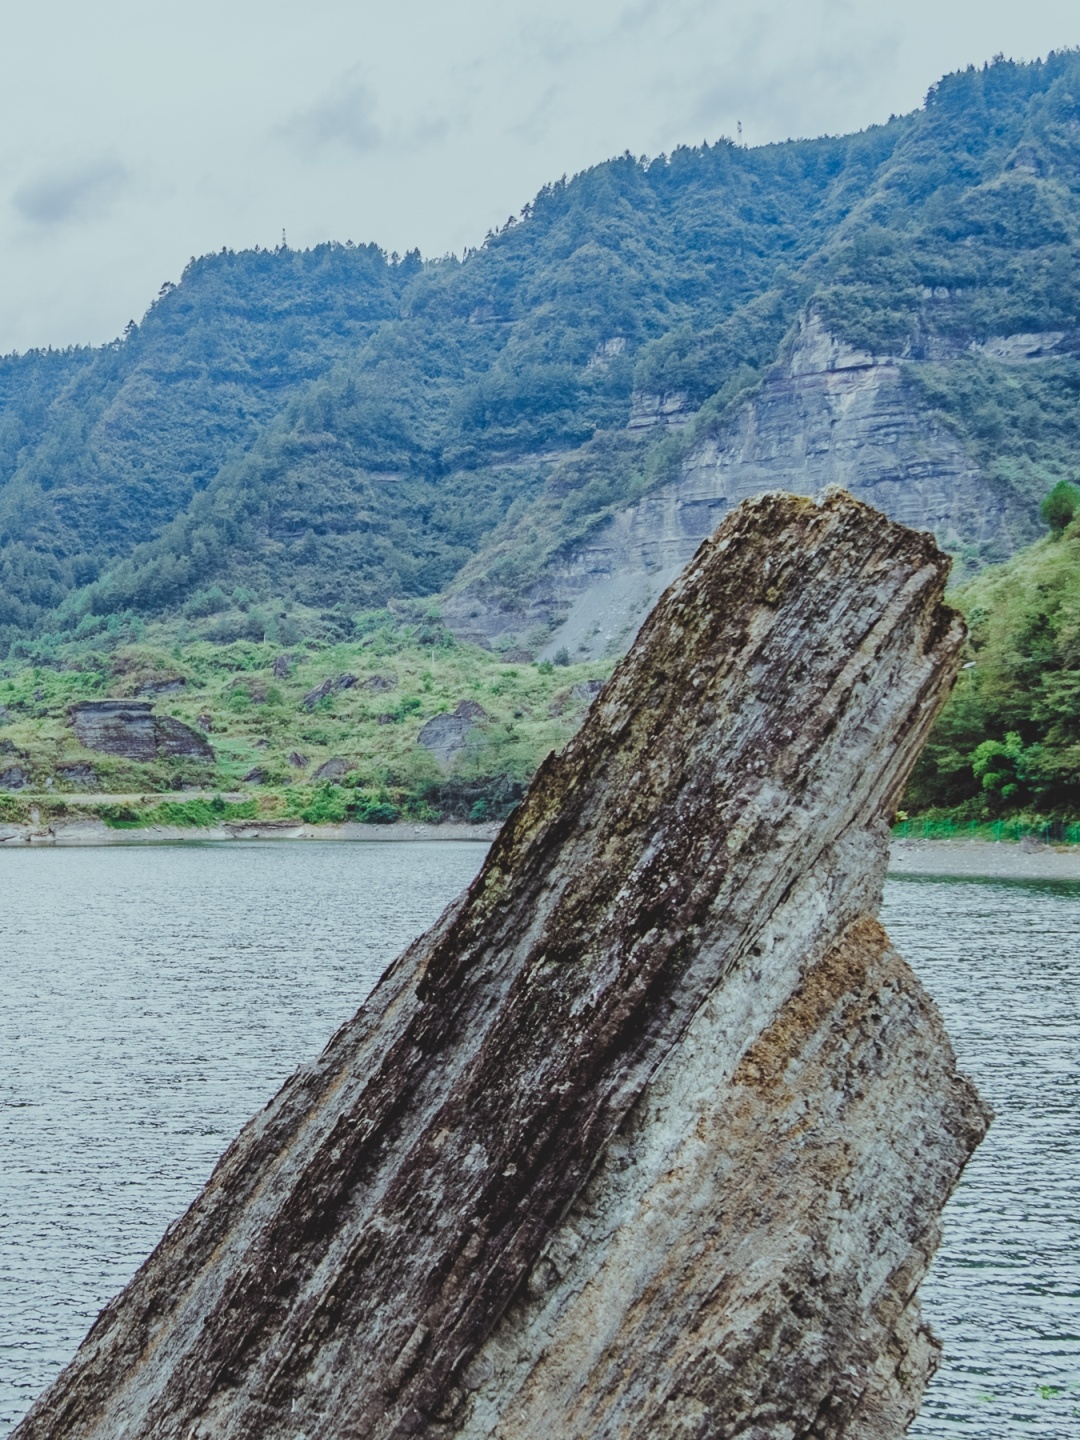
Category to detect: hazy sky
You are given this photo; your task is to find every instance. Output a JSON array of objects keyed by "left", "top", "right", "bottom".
[{"left": 1, "top": 0, "right": 1076, "bottom": 353}]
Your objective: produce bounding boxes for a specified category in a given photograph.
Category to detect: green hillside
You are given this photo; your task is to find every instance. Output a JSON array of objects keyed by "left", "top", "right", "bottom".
[
  {"left": 2, "top": 52, "right": 1079, "bottom": 660},
  {"left": 0, "top": 609, "right": 610, "bottom": 828},
  {"left": 908, "top": 484, "right": 1080, "bottom": 824}
]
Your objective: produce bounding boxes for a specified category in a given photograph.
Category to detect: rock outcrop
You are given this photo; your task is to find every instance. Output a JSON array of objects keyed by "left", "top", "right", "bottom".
[
  {"left": 68, "top": 700, "right": 214, "bottom": 761},
  {"left": 311, "top": 757, "right": 353, "bottom": 783},
  {"left": 17, "top": 491, "right": 988, "bottom": 1440},
  {"left": 364, "top": 672, "right": 398, "bottom": 692},
  {"left": 55, "top": 762, "right": 99, "bottom": 788},
  {"left": 442, "top": 312, "right": 1042, "bottom": 659},
  {"left": 302, "top": 675, "right": 358, "bottom": 710},
  {"left": 135, "top": 674, "right": 186, "bottom": 696},
  {"left": 417, "top": 700, "right": 490, "bottom": 767}
]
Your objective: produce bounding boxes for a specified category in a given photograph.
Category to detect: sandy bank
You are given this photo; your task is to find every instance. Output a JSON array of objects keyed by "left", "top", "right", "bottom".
[{"left": 888, "top": 837, "right": 1080, "bottom": 882}]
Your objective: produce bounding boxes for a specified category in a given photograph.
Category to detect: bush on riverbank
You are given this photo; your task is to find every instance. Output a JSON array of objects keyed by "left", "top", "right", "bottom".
[
  {"left": 99, "top": 797, "right": 260, "bottom": 829},
  {"left": 893, "top": 813, "right": 1080, "bottom": 844}
]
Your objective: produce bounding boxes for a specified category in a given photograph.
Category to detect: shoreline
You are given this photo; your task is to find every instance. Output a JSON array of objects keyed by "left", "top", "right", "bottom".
[
  {"left": 0, "top": 818, "right": 503, "bottom": 847},
  {"left": 888, "top": 837, "right": 1080, "bottom": 882},
  {"left": 2, "top": 821, "right": 1080, "bottom": 879}
]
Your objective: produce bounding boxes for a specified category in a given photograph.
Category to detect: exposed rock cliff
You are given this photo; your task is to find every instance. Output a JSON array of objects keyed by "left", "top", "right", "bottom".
[
  {"left": 16, "top": 491, "right": 988, "bottom": 1440},
  {"left": 442, "top": 314, "right": 1043, "bottom": 659}
]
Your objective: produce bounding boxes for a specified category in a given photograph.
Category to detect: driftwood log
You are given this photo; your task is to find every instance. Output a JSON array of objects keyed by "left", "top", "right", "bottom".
[{"left": 16, "top": 490, "right": 990, "bottom": 1440}]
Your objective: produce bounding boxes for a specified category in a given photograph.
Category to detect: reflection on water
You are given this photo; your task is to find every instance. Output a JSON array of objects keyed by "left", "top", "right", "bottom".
[{"left": 0, "top": 846, "right": 1076, "bottom": 1435}]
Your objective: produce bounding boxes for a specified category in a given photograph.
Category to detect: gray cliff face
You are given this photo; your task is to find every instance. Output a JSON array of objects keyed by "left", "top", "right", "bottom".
[
  {"left": 442, "top": 314, "right": 1041, "bottom": 660},
  {"left": 15, "top": 492, "right": 987, "bottom": 1440}
]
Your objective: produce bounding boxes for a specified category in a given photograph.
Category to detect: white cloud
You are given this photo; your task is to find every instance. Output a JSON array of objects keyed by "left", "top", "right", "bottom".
[
  {"left": 0, "top": 0, "right": 1075, "bottom": 351},
  {"left": 282, "top": 71, "right": 383, "bottom": 155}
]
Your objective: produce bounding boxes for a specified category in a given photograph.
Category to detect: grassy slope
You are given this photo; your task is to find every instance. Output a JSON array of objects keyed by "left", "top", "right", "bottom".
[
  {"left": 6, "top": 511, "right": 1080, "bottom": 833},
  {"left": 0, "top": 609, "right": 613, "bottom": 828}
]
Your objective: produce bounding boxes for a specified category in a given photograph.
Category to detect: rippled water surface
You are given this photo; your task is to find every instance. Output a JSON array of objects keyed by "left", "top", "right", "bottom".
[
  {"left": 1, "top": 845, "right": 1077, "bottom": 1436},
  {"left": 882, "top": 875, "right": 1080, "bottom": 1440}
]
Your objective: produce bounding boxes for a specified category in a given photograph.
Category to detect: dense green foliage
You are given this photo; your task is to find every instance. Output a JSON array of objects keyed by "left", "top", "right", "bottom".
[
  {"left": 907, "top": 515, "right": 1080, "bottom": 819},
  {"left": 1041, "top": 478, "right": 1080, "bottom": 532}
]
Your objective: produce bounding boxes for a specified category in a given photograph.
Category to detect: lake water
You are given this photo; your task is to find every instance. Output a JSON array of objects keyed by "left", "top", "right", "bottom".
[{"left": 0, "top": 844, "right": 1077, "bottom": 1437}]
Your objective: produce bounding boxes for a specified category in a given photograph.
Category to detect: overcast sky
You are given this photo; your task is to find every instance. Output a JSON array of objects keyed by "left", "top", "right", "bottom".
[{"left": 1, "top": 0, "right": 1076, "bottom": 354}]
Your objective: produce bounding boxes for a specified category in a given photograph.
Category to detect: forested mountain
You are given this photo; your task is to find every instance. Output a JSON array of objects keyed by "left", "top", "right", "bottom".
[{"left": 2, "top": 51, "right": 1080, "bottom": 658}]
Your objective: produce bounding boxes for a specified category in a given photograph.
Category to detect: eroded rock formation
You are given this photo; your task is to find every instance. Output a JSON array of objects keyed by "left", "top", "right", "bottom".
[
  {"left": 68, "top": 700, "right": 213, "bottom": 761},
  {"left": 442, "top": 312, "right": 1041, "bottom": 659},
  {"left": 18, "top": 491, "right": 989, "bottom": 1440}
]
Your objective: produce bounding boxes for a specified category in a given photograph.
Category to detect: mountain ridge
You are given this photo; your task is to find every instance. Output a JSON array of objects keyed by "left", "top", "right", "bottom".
[{"left": 1, "top": 51, "right": 1079, "bottom": 657}]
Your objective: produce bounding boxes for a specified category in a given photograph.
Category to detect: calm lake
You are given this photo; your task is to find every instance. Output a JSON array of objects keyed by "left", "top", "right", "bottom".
[{"left": 1, "top": 843, "right": 1077, "bottom": 1437}]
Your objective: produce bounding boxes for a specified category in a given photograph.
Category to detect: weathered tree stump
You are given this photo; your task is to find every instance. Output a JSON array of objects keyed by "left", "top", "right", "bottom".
[{"left": 17, "top": 490, "right": 989, "bottom": 1440}]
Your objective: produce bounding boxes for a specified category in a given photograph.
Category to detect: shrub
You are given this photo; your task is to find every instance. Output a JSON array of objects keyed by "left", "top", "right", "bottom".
[
  {"left": 298, "top": 784, "right": 349, "bottom": 824},
  {"left": 353, "top": 799, "right": 399, "bottom": 823},
  {"left": 1040, "top": 480, "right": 1080, "bottom": 535},
  {"left": 184, "top": 585, "right": 230, "bottom": 619}
]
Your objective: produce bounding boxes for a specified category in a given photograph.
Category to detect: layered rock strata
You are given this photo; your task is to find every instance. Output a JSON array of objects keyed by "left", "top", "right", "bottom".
[
  {"left": 17, "top": 490, "right": 989, "bottom": 1440},
  {"left": 442, "top": 313, "right": 1040, "bottom": 659},
  {"left": 68, "top": 700, "right": 213, "bottom": 761}
]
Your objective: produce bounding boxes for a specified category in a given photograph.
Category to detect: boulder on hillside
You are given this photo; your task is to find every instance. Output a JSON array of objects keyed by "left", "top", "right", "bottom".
[
  {"left": 0, "top": 764, "right": 29, "bottom": 791},
  {"left": 301, "top": 674, "right": 358, "bottom": 711},
  {"left": 287, "top": 751, "right": 308, "bottom": 769},
  {"left": 417, "top": 700, "right": 491, "bottom": 766},
  {"left": 68, "top": 700, "right": 214, "bottom": 761},
  {"left": 55, "top": 762, "right": 98, "bottom": 789},
  {"left": 571, "top": 678, "right": 605, "bottom": 703},
  {"left": 364, "top": 672, "right": 398, "bottom": 692},
  {"left": 311, "top": 757, "right": 352, "bottom": 782},
  {"left": 272, "top": 654, "right": 291, "bottom": 679},
  {"left": 243, "top": 767, "right": 270, "bottom": 785},
  {"left": 136, "top": 675, "right": 186, "bottom": 696}
]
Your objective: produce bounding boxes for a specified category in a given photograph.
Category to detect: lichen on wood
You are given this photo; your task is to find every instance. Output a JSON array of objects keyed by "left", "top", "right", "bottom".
[{"left": 15, "top": 489, "right": 989, "bottom": 1440}]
